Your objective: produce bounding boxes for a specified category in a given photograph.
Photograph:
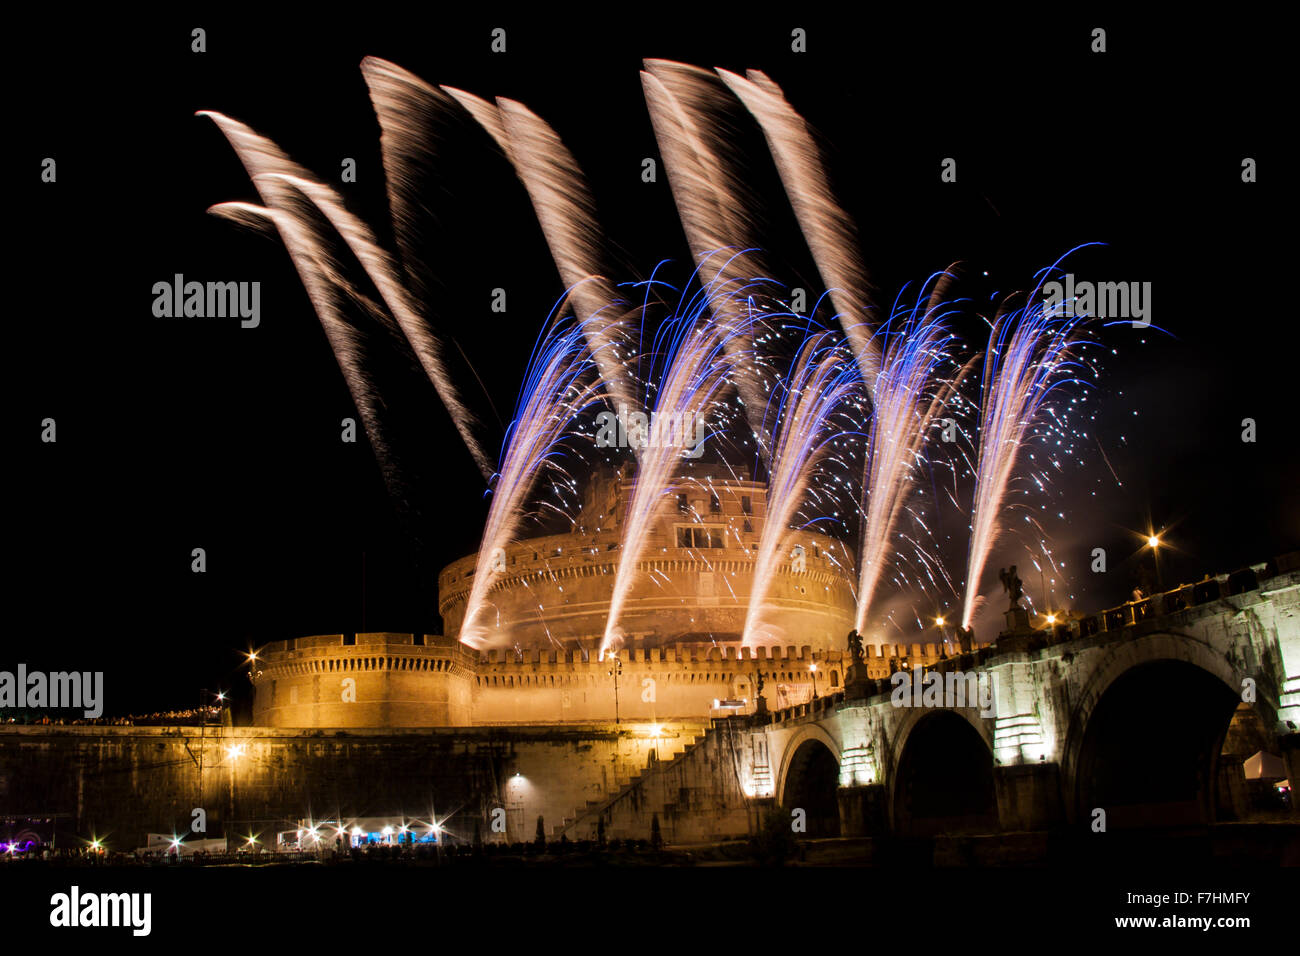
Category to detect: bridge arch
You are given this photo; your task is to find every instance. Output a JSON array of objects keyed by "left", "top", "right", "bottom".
[
  {"left": 1061, "top": 632, "right": 1267, "bottom": 827},
  {"left": 890, "top": 708, "right": 998, "bottom": 836},
  {"left": 775, "top": 724, "right": 841, "bottom": 837}
]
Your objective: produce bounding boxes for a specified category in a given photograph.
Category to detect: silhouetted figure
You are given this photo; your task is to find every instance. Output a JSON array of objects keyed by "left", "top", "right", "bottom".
[
  {"left": 957, "top": 625, "right": 975, "bottom": 654},
  {"left": 999, "top": 566, "right": 1024, "bottom": 608}
]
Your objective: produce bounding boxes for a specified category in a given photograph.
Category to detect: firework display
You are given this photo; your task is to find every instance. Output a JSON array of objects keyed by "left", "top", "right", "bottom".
[
  {"left": 201, "top": 59, "right": 1119, "bottom": 655},
  {"left": 11, "top": 18, "right": 1294, "bottom": 931}
]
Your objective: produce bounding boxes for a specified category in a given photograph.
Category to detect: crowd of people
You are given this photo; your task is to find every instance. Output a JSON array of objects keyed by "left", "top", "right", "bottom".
[{"left": 2, "top": 705, "right": 223, "bottom": 727}]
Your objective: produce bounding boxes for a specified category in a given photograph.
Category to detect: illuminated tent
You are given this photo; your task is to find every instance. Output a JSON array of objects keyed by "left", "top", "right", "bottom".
[{"left": 1243, "top": 751, "right": 1285, "bottom": 780}]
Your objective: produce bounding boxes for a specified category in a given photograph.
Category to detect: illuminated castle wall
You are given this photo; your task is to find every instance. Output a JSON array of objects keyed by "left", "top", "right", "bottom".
[{"left": 251, "top": 635, "right": 959, "bottom": 729}]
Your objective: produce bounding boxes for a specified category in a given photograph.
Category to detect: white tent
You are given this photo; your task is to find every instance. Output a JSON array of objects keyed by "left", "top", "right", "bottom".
[{"left": 1243, "top": 750, "right": 1286, "bottom": 780}]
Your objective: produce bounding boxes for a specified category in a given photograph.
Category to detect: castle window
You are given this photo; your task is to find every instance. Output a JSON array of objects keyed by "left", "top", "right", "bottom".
[
  {"left": 741, "top": 495, "right": 752, "bottom": 515},
  {"left": 710, "top": 494, "right": 720, "bottom": 513},
  {"left": 743, "top": 519, "right": 753, "bottom": 534},
  {"left": 676, "top": 525, "right": 726, "bottom": 549},
  {"left": 678, "top": 493, "right": 689, "bottom": 514}
]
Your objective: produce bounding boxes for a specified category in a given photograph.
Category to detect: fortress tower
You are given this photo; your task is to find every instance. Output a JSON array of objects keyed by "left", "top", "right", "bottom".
[{"left": 438, "top": 467, "right": 856, "bottom": 652}]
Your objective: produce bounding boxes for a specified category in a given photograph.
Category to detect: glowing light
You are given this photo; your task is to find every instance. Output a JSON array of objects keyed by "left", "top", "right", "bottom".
[{"left": 1147, "top": 535, "right": 1160, "bottom": 549}]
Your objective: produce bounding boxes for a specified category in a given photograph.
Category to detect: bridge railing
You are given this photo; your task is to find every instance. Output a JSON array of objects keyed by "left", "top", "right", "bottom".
[{"left": 1076, "top": 564, "right": 1268, "bottom": 640}]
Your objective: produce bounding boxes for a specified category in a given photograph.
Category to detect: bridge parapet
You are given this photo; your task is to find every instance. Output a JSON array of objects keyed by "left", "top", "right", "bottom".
[{"left": 749, "top": 561, "right": 1300, "bottom": 837}]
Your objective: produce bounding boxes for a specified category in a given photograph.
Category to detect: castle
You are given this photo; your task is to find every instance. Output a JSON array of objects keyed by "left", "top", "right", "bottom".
[{"left": 250, "top": 469, "right": 957, "bottom": 728}]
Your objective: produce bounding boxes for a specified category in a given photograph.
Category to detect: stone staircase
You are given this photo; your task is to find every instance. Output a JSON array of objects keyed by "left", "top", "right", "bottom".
[{"left": 557, "top": 725, "right": 709, "bottom": 839}]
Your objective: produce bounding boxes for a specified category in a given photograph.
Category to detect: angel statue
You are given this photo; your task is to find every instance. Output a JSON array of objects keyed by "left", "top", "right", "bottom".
[{"left": 999, "top": 566, "right": 1024, "bottom": 609}]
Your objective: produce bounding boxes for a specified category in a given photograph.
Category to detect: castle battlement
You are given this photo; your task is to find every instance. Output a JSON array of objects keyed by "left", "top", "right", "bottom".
[{"left": 250, "top": 630, "right": 984, "bottom": 728}]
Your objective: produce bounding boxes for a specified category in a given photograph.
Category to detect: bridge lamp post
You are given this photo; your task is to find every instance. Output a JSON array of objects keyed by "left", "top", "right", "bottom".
[{"left": 809, "top": 663, "right": 818, "bottom": 701}]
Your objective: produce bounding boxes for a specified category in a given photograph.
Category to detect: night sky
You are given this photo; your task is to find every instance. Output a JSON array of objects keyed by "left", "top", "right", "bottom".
[{"left": 14, "top": 10, "right": 1291, "bottom": 714}]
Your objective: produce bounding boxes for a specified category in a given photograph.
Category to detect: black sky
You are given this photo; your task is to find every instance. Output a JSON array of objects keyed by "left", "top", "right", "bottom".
[{"left": 12, "top": 10, "right": 1292, "bottom": 713}]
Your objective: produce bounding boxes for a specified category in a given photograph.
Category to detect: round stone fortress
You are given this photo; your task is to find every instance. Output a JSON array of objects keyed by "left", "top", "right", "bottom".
[
  {"left": 252, "top": 468, "right": 863, "bottom": 728},
  {"left": 438, "top": 467, "right": 856, "bottom": 651}
]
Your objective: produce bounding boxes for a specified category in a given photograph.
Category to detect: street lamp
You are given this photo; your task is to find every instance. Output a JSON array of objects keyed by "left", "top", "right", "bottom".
[
  {"left": 607, "top": 652, "right": 622, "bottom": 725},
  {"left": 1145, "top": 532, "right": 1164, "bottom": 590},
  {"left": 934, "top": 615, "right": 951, "bottom": 654},
  {"left": 809, "top": 663, "right": 818, "bottom": 700}
]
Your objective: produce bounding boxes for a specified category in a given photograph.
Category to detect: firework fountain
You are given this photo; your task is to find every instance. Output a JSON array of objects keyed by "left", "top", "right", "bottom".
[
  {"left": 206, "top": 198, "right": 403, "bottom": 489},
  {"left": 199, "top": 110, "right": 495, "bottom": 480},
  {"left": 717, "top": 67, "right": 882, "bottom": 394},
  {"left": 412, "top": 67, "right": 642, "bottom": 420},
  {"left": 854, "top": 275, "right": 970, "bottom": 635},
  {"left": 599, "top": 269, "right": 753, "bottom": 655},
  {"left": 960, "top": 259, "right": 1096, "bottom": 629},
  {"left": 641, "top": 60, "right": 786, "bottom": 452},
  {"left": 742, "top": 330, "right": 861, "bottom": 646},
  {"left": 457, "top": 314, "right": 606, "bottom": 649}
]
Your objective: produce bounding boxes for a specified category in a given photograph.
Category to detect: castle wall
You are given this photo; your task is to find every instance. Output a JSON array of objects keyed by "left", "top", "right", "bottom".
[
  {"left": 473, "top": 644, "right": 832, "bottom": 723},
  {"left": 0, "top": 723, "right": 706, "bottom": 851},
  {"left": 251, "top": 634, "right": 476, "bottom": 729}
]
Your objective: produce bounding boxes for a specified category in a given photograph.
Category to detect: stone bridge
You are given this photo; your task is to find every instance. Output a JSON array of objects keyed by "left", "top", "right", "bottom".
[{"left": 572, "top": 563, "right": 1300, "bottom": 844}]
